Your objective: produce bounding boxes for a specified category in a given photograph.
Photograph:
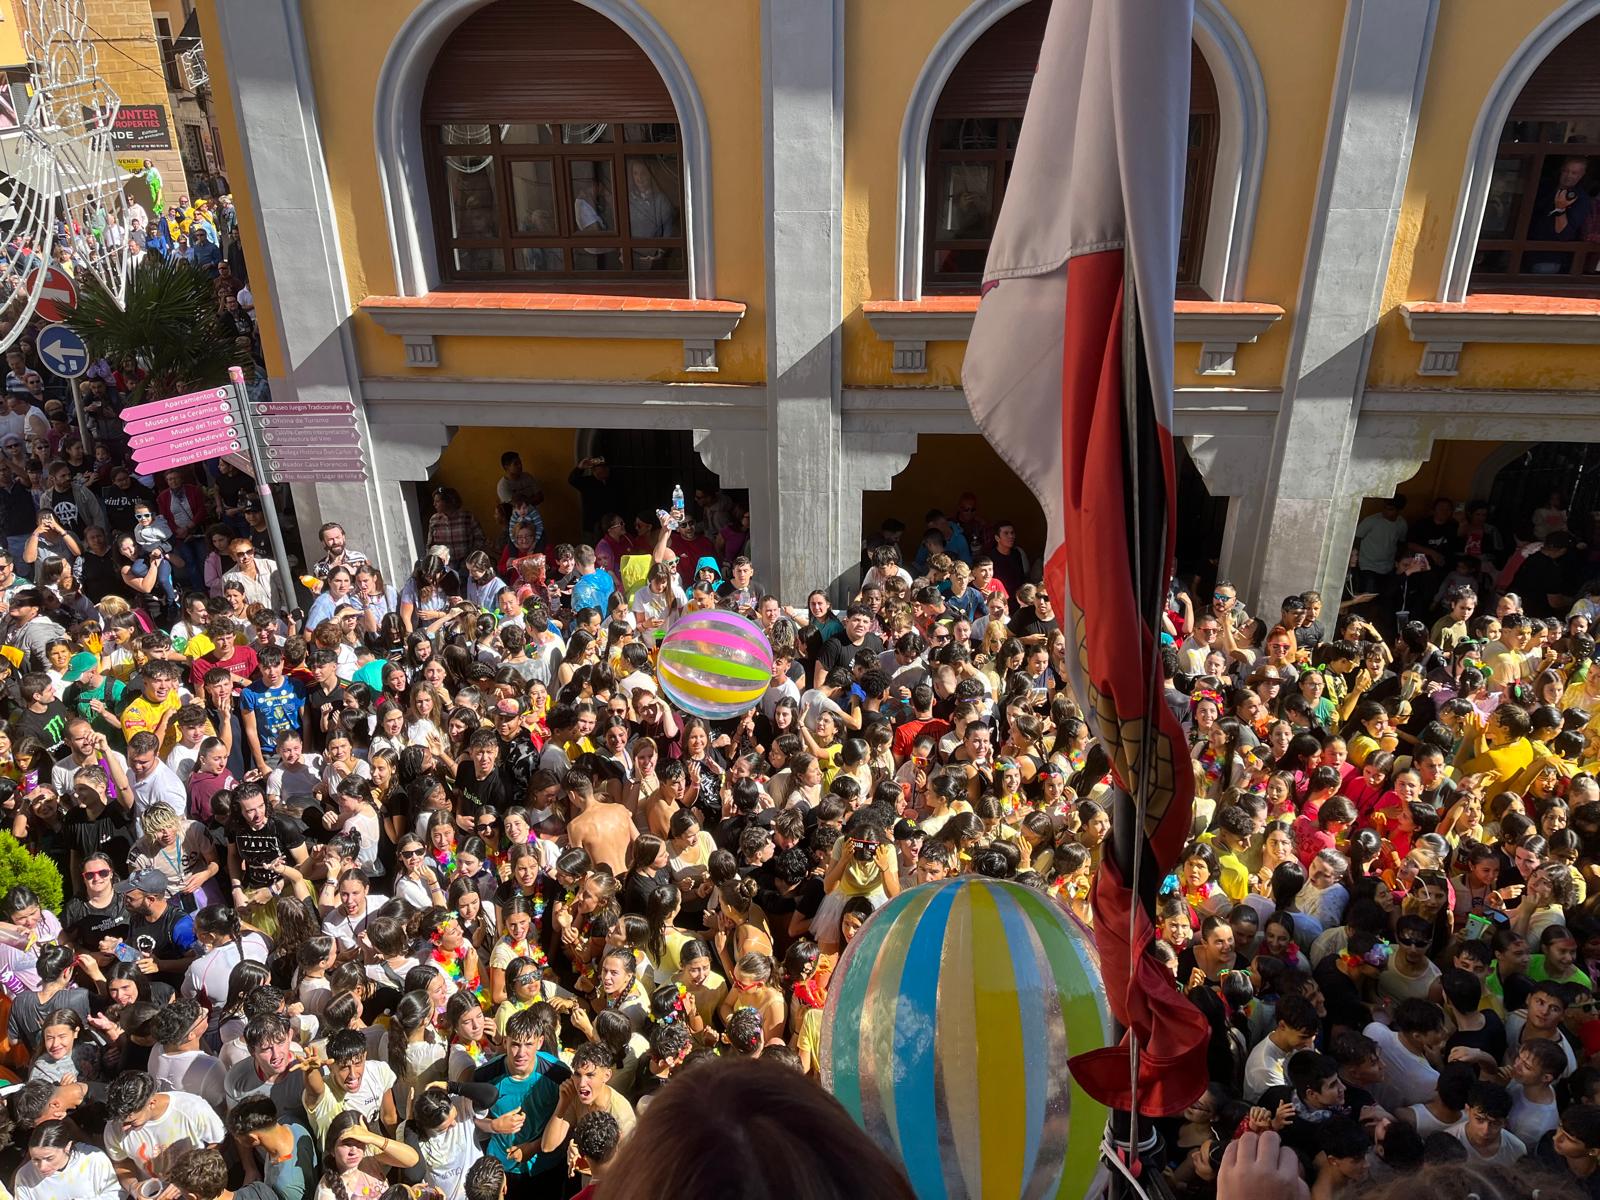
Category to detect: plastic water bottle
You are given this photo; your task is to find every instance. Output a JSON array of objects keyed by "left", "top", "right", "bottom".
[{"left": 671, "top": 484, "right": 685, "bottom": 516}]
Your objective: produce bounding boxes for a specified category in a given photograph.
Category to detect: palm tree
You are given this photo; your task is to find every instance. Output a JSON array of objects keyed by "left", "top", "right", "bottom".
[{"left": 63, "top": 255, "right": 245, "bottom": 404}]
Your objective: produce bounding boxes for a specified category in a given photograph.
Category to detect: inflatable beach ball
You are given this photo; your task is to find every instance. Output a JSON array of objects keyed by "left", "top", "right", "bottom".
[
  {"left": 656, "top": 610, "right": 773, "bottom": 720},
  {"left": 821, "top": 877, "right": 1112, "bottom": 1200}
]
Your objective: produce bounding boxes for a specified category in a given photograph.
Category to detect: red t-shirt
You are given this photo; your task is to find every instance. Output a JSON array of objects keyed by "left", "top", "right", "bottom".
[
  {"left": 893, "top": 717, "right": 951, "bottom": 760},
  {"left": 189, "top": 645, "right": 259, "bottom": 694}
]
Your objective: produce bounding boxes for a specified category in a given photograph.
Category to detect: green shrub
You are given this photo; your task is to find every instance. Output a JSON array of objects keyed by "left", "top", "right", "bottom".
[{"left": 0, "top": 833, "right": 63, "bottom": 916}]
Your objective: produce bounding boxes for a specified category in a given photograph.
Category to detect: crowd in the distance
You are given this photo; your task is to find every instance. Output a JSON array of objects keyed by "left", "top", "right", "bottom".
[{"left": 8, "top": 244, "right": 1600, "bottom": 1199}]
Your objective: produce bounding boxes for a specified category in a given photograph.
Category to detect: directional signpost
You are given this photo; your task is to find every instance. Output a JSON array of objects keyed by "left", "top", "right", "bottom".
[
  {"left": 123, "top": 386, "right": 242, "bottom": 475},
  {"left": 36, "top": 324, "right": 88, "bottom": 379},
  {"left": 36, "top": 323, "right": 93, "bottom": 451},
  {"left": 111, "top": 376, "right": 375, "bottom": 605},
  {"left": 246, "top": 395, "right": 366, "bottom": 484}
]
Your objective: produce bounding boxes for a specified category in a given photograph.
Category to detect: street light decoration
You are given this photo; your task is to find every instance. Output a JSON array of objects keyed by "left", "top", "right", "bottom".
[
  {"left": 24, "top": 0, "right": 132, "bottom": 307},
  {"left": 0, "top": 0, "right": 131, "bottom": 355}
]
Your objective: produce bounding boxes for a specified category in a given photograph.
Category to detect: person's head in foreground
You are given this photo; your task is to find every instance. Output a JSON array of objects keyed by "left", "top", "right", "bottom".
[{"left": 598, "top": 1056, "right": 914, "bottom": 1200}]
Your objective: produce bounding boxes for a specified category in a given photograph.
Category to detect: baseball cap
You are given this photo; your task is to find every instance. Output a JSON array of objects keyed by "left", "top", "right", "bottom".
[
  {"left": 239, "top": 495, "right": 260, "bottom": 512},
  {"left": 63, "top": 651, "right": 98, "bottom": 683},
  {"left": 115, "top": 868, "right": 171, "bottom": 897}
]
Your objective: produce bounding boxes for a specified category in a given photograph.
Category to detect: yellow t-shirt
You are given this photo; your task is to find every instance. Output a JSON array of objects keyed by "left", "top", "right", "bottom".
[
  {"left": 829, "top": 837, "right": 888, "bottom": 896},
  {"left": 1348, "top": 733, "right": 1380, "bottom": 767},
  {"left": 121, "top": 692, "right": 182, "bottom": 755},
  {"left": 794, "top": 1004, "right": 822, "bottom": 1072}
]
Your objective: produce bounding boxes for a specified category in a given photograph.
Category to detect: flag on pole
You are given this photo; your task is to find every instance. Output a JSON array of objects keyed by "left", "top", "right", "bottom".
[{"left": 961, "top": 0, "right": 1209, "bottom": 1117}]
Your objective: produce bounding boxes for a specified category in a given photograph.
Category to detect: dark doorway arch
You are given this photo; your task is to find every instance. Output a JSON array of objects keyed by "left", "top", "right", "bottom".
[{"left": 1486, "top": 441, "right": 1600, "bottom": 539}]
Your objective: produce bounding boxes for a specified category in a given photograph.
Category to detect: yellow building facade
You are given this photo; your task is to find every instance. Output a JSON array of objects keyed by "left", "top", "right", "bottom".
[{"left": 191, "top": 0, "right": 1600, "bottom": 607}]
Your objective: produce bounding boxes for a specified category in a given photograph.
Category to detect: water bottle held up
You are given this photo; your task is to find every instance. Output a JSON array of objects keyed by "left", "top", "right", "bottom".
[{"left": 671, "top": 484, "right": 685, "bottom": 516}]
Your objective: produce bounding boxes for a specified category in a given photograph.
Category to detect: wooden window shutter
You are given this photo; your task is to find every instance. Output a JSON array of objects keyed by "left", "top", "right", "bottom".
[
  {"left": 935, "top": 1, "right": 1217, "bottom": 118},
  {"left": 1510, "top": 15, "right": 1600, "bottom": 120},
  {"left": 422, "top": 0, "right": 675, "bottom": 124}
]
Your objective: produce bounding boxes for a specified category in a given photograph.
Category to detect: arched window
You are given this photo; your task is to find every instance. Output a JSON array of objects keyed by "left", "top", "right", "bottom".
[
  {"left": 923, "top": 1, "right": 1218, "bottom": 294},
  {"left": 1471, "top": 15, "right": 1600, "bottom": 294},
  {"left": 422, "top": 0, "right": 686, "bottom": 288}
]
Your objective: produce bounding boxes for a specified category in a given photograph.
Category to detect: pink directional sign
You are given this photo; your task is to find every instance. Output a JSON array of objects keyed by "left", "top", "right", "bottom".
[
  {"left": 134, "top": 427, "right": 248, "bottom": 459},
  {"left": 135, "top": 437, "right": 243, "bottom": 474},
  {"left": 128, "top": 411, "right": 240, "bottom": 450},
  {"left": 124, "top": 398, "right": 235, "bottom": 436},
  {"left": 121, "top": 385, "right": 233, "bottom": 423}
]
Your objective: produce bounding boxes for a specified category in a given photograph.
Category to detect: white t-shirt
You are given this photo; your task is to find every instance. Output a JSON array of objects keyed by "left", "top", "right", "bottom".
[
  {"left": 321, "top": 895, "right": 388, "bottom": 950},
  {"left": 15, "top": 1145, "right": 120, "bottom": 1200},
  {"left": 181, "top": 933, "right": 271, "bottom": 1008},
  {"left": 102, "top": 1091, "right": 225, "bottom": 1179},
  {"left": 51, "top": 750, "right": 127, "bottom": 798},
  {"left": 1504, "top": 1014, "right": 1579, "bottom": 1077},
  {"left": 166, "top": 741, "right": 201, "bottom": 783},
  {"left": 130, "top": 761, "right": 187, "bottom": 826},
  {"left": 1243, "top": 1036, "right": 1295, "bottom": 1101},
  {"left": 268, "top": 759, "right": 323, "bottom": 805},
  {"left": 1363, "top": 1021, "right": 1439, "bottom": 1111},
  {"left": 418, "top": 1097, "right": 482, "bottom": 1200},
  {"left": 222, "top": 1052, "right": 306, "bottom": 1114},
  {"left": 148, "top": 1046, "right": 226, "bottom": 1110},
  {"left": 1447, "top": 1120, "right": 1527, "bottom": 1167},
  {"left": 1507, "top": 1082, "right": 1560, "bottom": 1145},
  {"left": 305, "top": 1059, "right": 397, "bottom": 1142}
]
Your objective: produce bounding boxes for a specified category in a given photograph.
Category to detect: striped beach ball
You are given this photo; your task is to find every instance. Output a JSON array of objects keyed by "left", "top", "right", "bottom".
[
  {"left": 655, "top": 610, "right": 774, "bottom": 720},
  {"left": 821, "top": 877, "right": 1111, "bottom": 1200}
]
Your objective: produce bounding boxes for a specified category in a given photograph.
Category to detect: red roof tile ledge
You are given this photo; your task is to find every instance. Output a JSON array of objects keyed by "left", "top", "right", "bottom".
[
  {"left": 360, "top": 292, "right": 746, "bottom": 372},
  {"left": 1400, "top": 293, "right": 1600, "bottom": 376},
  {"left": 860, "top": 297, "right": 1284, "bottom": 375}
]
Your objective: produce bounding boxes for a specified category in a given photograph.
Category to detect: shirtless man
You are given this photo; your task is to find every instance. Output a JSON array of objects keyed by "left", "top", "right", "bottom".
[
  {"left": 637, "top": 760, "right": 689, "bottom": 840},
  {"left": 562, "top": 770, "right": 636, "bottom": 874}
]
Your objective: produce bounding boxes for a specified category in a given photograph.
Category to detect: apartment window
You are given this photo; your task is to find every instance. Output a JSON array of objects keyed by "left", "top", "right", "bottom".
[
  {"left": 924, "top": 1, "right": 1218, "bottom": 295},
  {"left": 153, "top": 15, "right": 182, "bottom": 92},
  {"left": 422, "top": 0, "right": 685, "bottom": 289},
  {"left": 1471, "top": 16, "right": 1600, "bottom": 294}
]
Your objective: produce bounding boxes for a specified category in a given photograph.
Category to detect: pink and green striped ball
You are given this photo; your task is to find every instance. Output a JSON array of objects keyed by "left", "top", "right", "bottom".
[
  {"left": 655, "top": 609, "right": 773, "bottom": 720},
  {"left": 820, "top": 877, "right": 1111, "bottom": 1200}
]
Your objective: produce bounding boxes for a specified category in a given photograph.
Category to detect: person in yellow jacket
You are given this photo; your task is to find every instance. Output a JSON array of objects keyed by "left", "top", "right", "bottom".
[
  {"left": 1455, "top": 703, "right": 1535, "bottom": 782},
  {"left": 1506, "top": 706, "right": 1568, "bottom": 795}
]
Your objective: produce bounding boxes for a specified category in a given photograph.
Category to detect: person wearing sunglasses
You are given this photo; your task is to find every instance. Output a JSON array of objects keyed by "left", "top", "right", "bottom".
[
  {"left": 1378, "top": 914, "right": 1443, "bottom": 1006},
  {"left": 59, "top": 853, "right": 126, "bottom": 958}
]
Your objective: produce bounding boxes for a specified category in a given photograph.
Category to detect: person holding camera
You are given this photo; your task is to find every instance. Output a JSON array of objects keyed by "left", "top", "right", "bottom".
[{"left": 23, "top": 508, "right": 79, "bottom": 586}]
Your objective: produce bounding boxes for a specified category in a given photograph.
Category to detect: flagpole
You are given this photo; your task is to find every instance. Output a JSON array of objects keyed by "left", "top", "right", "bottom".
[{"left": 1103, "top": 233, "right": 1178, "bottom": 1200}]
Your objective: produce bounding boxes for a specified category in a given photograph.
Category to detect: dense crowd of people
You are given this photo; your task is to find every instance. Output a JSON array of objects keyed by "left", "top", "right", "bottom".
[{"left": 6, "top": 198, "right": 1600, "bottom": 1196}]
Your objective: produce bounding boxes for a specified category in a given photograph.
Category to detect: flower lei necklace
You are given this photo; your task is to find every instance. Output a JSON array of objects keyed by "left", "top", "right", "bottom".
[
  {"left": 505, "top": 933, "right": 548, "bottom": 973},
  {"left": 429, "top": 916, "right": 484, "bottom": 1002},
  {"left": 432, "top": 845, "right": 457, "bottom": 876}
]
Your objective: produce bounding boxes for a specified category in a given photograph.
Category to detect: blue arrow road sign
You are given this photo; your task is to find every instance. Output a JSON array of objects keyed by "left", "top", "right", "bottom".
[{"left": 36, "top": 324, "right": 88, "bottom": 380}]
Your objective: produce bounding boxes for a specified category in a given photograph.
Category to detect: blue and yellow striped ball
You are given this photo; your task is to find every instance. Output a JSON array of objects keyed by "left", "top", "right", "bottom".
[{"left": 820, "top": 877, "right": 1111, "bottom": 1200}]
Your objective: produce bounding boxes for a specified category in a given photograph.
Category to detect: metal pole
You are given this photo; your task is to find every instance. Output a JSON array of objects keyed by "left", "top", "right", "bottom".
[
  {"left": 229, "top": 366, "right": 296, "bottom": 612},
  {"left": 68, "top": 378, "right": 91, "bottom": 457}
]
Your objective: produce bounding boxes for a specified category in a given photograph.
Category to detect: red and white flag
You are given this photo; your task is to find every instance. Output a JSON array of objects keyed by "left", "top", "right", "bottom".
[{"left": 962, "top": 0, "right": 1209, "bottom": 1117}]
